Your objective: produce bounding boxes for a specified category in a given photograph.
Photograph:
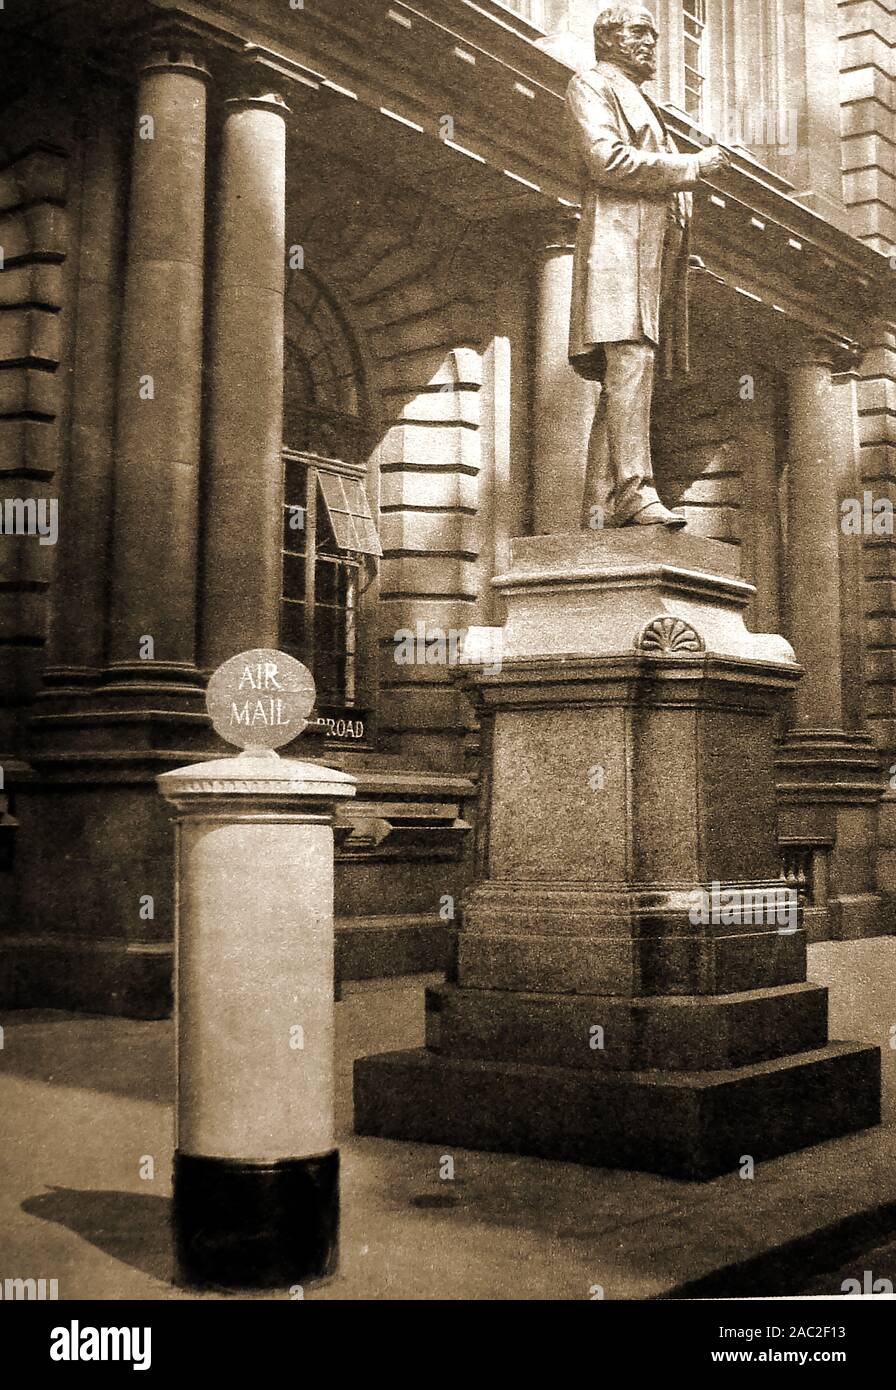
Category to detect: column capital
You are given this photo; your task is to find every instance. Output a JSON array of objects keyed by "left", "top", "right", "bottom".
[
  {"left": 222, "top": 92, "right": 291, "bottom": 117},
  {"left": 790, "top": 335, "right": 856, "bottom": 374},
  {"left": 537, "top": 206, "right": 580, "bottom": 255},
  {"left": 141, "top": 31, "right": 212, "bottom": 84},
  {"left": 130, "top": 17, "right": 215, "bottom": 83},
  {"left": 97, "top": 7, "right": 266, "bottom": 89}
]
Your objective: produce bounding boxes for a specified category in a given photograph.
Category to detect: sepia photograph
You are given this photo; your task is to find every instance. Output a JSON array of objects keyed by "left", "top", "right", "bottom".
[{"left": 1, "top": 0, "right": 895, "bottom": 1358}]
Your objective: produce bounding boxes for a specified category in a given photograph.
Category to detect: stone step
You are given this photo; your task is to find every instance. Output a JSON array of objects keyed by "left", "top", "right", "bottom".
[
  {"left": 336, "top": 915, "right": 452, "bottom": 982},
  {"left": 354, "top": 1041, "right": 881, "bottom": 1181},
  {"left": 456, "top": 928, "right": 807, "bottom": 995},
  {"left": 425, "top": 982, "right": 831, "bottom": 1071}
]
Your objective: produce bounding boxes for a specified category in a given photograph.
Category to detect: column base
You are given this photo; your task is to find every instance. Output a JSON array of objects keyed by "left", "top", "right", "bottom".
[
  {"left": 173, "top": 1150, "right": 340, "bottom": 1290},
  {"left": 94, "top": 661, "right": 208, "bottom": 711},
  {"left": 778, "top": 730, "right": 884, "bottom": 941},
  {"left": 354, "top": 1043, "right": 880, "bottom": 1182}
]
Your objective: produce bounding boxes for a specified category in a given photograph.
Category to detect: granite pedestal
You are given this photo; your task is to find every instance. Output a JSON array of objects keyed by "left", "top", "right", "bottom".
[{"left": 354, "top": 532, "right": 880, "bottom": 1179}]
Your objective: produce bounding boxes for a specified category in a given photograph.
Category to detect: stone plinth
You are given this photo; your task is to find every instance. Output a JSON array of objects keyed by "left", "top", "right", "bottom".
[
  {"left": 495, "top": 529, "right": 794, "bottom": 664},
  {"left": 355, "top": 532, "right": 881, "bottom": 1179}
]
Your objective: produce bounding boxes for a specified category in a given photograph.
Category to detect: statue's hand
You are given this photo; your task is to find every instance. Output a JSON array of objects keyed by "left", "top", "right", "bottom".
[{"left": 696, "top": 145, "right": 732, "bottom": 177}]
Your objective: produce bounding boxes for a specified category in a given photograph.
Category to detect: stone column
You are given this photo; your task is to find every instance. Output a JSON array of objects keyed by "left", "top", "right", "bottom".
[
  {"left": 785, "top": 339, "right": 844, "bottom": 731},
  {"left": 43, "top": 92, "right": 126, "bottom": 694},
  {"left": 779, "top": 337, "right": 883, "bottom": 941},
  {"left": 832, "top": 368, "right": 867, "bottom": 733},
  {"left": 201, "top": 92, "right": 290, "bottom": 670},
  {"left": 105, "top": 32, "right": 209, "bottom": 693},
  {"left": 531, "top": 213, "right": 595, "bottom": 535}
]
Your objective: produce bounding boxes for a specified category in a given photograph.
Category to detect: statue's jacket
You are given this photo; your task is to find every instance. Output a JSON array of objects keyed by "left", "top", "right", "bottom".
[{"left": 566, "top": 60, "right": 701, "bottom": 379}]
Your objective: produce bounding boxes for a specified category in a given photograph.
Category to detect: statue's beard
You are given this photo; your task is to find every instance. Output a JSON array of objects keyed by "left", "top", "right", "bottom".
[{"left": 613, "top": 44, "right": 657, "bottom": 83}]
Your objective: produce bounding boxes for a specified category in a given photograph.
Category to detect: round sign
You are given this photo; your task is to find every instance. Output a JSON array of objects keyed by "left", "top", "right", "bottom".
[{"left": 206, "top": 649, "right": 316, "bottom": 752}]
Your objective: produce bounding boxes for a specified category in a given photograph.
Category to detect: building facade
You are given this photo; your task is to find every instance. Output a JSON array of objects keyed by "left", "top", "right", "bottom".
[{"left": 0, "top": 0, "right": 894, "bottom": 1016}]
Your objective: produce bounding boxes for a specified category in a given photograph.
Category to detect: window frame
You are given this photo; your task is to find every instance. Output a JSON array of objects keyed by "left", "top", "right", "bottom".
[
  {"left": 281, "top": 447, "right": 380, "bottom": 749},
  {"left": 681, "top": 0, "right": 708, "bottom": 124}
]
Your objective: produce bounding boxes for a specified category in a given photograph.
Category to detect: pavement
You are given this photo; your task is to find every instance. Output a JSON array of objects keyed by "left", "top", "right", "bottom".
[{"left": 2, "top": 940, "right": 896, "bottom": 1301}]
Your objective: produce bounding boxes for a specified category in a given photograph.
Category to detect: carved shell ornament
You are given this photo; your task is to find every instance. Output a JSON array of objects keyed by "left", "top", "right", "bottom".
[{"left": 636, "top": 617, "right": 705, "bottom": 655}]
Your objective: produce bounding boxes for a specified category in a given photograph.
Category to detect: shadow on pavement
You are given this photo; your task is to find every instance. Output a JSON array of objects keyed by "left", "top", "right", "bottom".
[{"left": 22, "top": 1187, "right": 174, "bottom": 1285}]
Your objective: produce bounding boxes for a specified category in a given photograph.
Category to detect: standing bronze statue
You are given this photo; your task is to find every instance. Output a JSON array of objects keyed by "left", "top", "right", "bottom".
[{"left": 567, "top": 5, "right": 731, "bottom": 529}]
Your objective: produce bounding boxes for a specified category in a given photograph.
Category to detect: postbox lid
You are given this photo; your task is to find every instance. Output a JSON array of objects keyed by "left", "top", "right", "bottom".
[{"left": 157, "top": 752, "right": 357, "bottom": 801}]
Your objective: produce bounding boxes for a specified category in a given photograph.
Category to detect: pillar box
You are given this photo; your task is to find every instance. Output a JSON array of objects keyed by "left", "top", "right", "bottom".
[{"left": 158, "top": 649, "right": 356, "bottom": 1289}]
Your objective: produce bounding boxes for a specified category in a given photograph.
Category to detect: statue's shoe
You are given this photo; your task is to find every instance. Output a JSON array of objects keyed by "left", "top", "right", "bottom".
[{"left": 625, "top": 503, "right": 686, "bottom": 529}]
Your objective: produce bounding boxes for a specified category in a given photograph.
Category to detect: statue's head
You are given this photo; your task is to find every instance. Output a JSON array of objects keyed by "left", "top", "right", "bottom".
[{"left": 593, "top": 5, "right": 659, "bottom": 84}]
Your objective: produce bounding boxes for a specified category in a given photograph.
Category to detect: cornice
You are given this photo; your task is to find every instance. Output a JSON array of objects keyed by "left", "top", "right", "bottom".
[{"left": 7, "top": 0, "right": 894, "bottom": 339}]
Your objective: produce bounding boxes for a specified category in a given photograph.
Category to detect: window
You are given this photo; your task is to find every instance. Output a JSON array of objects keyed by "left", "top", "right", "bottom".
[
  {"left": 682, "top": 0, "right": 707, "bottom": 121},
  {"left": 281, "top": 275, "right": 381, "bottom": 736},
  {"left": 282, "top": 451, "right": 380, "bottom": 710}
]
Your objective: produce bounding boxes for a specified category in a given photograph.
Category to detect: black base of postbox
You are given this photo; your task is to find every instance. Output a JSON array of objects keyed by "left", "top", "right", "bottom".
[{"left": 173, "top": 1149, "right": 339, "bottom": 1290}]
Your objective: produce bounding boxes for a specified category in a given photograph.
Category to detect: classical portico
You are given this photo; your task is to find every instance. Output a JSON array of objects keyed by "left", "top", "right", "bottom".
[{"left": 0, "top": 0, "right": 893, "bottom": 1025}]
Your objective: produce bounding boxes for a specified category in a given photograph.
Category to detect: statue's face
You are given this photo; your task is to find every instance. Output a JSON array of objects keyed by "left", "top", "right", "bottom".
[{"left": 611, "top": 11, "right": 659, "bottom": 82}]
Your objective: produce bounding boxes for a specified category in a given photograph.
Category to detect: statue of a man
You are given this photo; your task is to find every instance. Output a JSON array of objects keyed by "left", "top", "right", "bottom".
[{"left": 566, "top": 5, "right": 731, "bottom": 529}]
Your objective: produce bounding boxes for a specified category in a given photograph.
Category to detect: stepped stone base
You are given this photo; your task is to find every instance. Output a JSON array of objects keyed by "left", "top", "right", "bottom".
[
  {"left": 425, "top": 982, "right": 831, "bottom": 1071},
  {"left": 354, "top": 1041, "right": 881, "bottom": 1181},
  {"left": 353, "top": 531, "right": 882, "bottom": 1180}
]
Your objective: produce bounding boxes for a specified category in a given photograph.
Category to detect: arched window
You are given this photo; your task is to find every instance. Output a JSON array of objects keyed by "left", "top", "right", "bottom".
[{"left": 281, "top": 272, "right": 381, "bottom": 734}]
